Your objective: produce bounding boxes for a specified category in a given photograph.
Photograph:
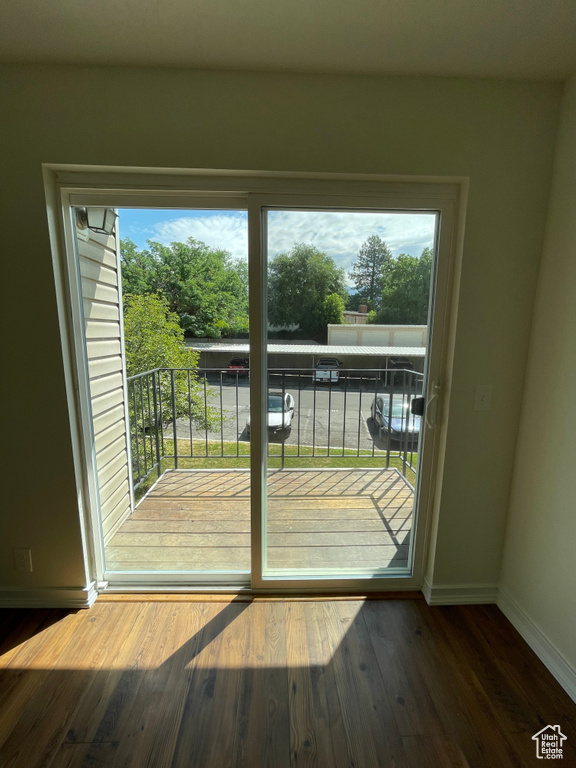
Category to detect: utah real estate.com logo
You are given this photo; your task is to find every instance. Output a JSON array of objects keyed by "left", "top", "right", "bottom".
[{"left": 532, "top": 725, "right": 567, "bottom": 759}]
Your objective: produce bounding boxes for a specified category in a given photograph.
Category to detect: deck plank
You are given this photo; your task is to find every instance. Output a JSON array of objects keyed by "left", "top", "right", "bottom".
[
  {"left": 117, "top": 518, "right": 412, "bottom": 534},
  {"left": 106, "top": 469, "right": 414, "bottom": 573}
]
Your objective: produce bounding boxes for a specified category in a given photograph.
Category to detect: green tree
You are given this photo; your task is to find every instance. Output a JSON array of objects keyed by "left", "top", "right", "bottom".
[
  {"left": 120, "top": 237, "right": 249, "bottom": 338},
  {"left": 120, "top": 237, "right": 156, "bottom": 296},
  {"left": 322, "top": 292, "right": 345, "bottom": 325},
  {"left": 267, "top": 243, "right": 346, "bottom": 339},
  {"left": 123, "top": 293, "right": 217, "bottom": 428},
  {"left": 348, "top": 235, "right": 392, "bottom": 310},
  {"left": 371, "top": 247, "right": 433, "bottom": 324}
]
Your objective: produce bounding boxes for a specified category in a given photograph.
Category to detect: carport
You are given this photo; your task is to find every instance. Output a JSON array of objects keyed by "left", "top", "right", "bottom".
[{"left": 187, "top": 341, "right": 426, "bottom": 373}]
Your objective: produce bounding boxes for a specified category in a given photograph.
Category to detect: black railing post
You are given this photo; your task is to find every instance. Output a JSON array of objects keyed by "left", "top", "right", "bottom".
[
  {"left": 139, "top": 377, "right": 148, "bottom": 476},
  {"left": 281, "top": 370, "right": 286, "bottom": 470},
  {"left": 297, "top": 370, "right": 302, "bottom": 457},
  {"left": 372, "top": 370, "right": 379, "bottom": 458},
  {"left": 131, "top": 380, "right": 141, "bottom": 484},
  {"left": 327, "top": 374, "right": 332, "bottom": 457},
  {"left": 342, "top": 369, "right": 348, "bottom": 456},
  {"left": 158, "top": 372, "right": 165, "bottom": 458},
  {"left": 203, "top": 371, "right": 209, "bottom": 458},
  {"left": 146, "top": 373, "right": 154, "bottom": 472},
  {"left": 171, "top": 369, "right": 178, "bottom": 469},
  {"left": 187, "top": 369, "right": 193, "bottom": 457},
  {"left": 357, "top": 370, "right": 363, "bottom": 457},
  {"left": 152, "top": 371, "right": 161, "bottom": 479},
  {"left": 235, "top": 370, "right": 240, "bottom": 458},
  {"left": 220, "top": 369, "right": 224, "bottom": 457},
  {"left": 401, "top": 368, "right": 408, "bottom": 476},
  {"left": 386, "top": 372, "right": 394, "bottom": 470},
  {"left": 312, "top": 372, "right": 317, "bottom": 457}
]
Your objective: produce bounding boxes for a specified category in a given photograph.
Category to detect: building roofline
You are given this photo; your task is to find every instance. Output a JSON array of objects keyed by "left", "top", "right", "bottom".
[{"left": 187, "top": 342, "right": 426, "bottom": 357}]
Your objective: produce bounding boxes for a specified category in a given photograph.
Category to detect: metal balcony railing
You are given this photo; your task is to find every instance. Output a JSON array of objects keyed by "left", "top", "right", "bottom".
[{"left": 126, "top": 367, "right": 424, "bottom": 492}]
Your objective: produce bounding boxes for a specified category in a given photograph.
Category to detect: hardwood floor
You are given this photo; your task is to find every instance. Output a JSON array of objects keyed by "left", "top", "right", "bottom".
[
  {"left": 107, "top": 468, "right": 414, "bottom": 573},
  {"left": 1, "top": 598, "right": 575, "bottom": 767}
]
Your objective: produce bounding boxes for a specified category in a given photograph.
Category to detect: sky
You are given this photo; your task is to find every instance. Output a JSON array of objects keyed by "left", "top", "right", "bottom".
[{"left": 118, "top": 208, "right": 437, "bottom": 286}]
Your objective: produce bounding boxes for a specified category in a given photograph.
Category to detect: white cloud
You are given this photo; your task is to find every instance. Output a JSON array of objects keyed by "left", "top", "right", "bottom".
[
  {"left": 149, "top": 213, "right": 249, "bottom": 261},
  {"left": 267, "top": 210, "right": 436, "bottom": 284},
  {"left": 145, "top": 209, "right": 436, "bottom": 284}
]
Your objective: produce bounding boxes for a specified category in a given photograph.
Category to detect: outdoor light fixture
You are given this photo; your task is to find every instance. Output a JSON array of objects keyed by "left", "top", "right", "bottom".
[{"left": 75, "top": 207, "right": 117, "bottom": 235}]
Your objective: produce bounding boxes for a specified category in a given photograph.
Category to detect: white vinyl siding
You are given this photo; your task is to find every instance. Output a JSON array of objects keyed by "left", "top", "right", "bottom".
[
  {"left": 77, "top": 227, "right": 132, "bottom": 545},
  {"left": 88, "top": 356, "right": 124, "bottom": 379},
  {"left": 94, "top": 420, "right": 126, "bottom": 454},
  {"left": 86, "top": 339, "right": 122, "bottom": 359},
  {"left": 85, "top": 320, "right": 122, "bottom": 340}
]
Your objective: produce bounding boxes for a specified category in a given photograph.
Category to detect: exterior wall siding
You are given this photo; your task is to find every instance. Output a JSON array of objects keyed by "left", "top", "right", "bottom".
[
  {"left": 328, "top": 324, "right": 427, "bottom": 347},
  {"left": 77, "top": 225, "right": 132, "bottom": 545}
]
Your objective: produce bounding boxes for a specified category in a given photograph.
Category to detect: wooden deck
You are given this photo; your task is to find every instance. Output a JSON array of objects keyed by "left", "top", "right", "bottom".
[{"left": 106, "top": 468, "right": 414, "bottom": 573}]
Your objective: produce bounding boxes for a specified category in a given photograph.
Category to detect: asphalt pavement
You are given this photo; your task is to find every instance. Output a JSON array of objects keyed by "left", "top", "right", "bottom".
[{"left": 170, "top": 376, "right": 401, "bottom": 452}]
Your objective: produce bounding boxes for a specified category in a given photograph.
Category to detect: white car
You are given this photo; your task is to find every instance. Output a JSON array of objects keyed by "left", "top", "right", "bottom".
[{"left": 246, "top": 392, "right": 295, "bottom": 438}]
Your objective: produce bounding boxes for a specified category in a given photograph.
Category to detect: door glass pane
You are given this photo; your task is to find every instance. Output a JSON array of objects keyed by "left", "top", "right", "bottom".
[
  {"left": 83, "top": 207, "right": 251, "bottom": 581},
  {"left": 263, "top": 208, "right": 437, "bottom": 579}
]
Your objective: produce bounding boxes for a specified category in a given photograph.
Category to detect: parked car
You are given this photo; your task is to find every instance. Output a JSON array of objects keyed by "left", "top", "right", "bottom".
[
  {"left": 313, "top": 357, "right": 342, "bottom": 384},
  {"left": 371, "top": 394, "right": 421, "bottom": 442},
  {"left": 382, "top": 357, "right": 414, "bottom": 387},
  {"left": 227, "top": 357, "right": 249, "bottom": 376},
  {"left": 246, "top": 392, "right": 295, "bottom": 438}
]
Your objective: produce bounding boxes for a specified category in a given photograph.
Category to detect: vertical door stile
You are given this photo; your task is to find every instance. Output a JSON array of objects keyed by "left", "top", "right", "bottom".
[
  {"left": 248, "top": 196, "right": 266, "bottom": 587},
  {"left": 256, "top": 195, "right": 447, "bottom": 589}
]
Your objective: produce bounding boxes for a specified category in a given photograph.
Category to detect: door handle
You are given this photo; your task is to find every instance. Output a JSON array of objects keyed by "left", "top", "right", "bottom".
[
  {"left": 425, "top": 381, "right": 440, "bottom": 430},
  {"left": 410, "top": 397, "right": 425, "bottom": 416}
]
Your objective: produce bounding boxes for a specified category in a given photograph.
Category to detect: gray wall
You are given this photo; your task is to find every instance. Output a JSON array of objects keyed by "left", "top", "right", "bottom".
[
  {"left": 500, "top": 75, "right": 576, "bottom": 676},
  {"left": 0, "top": 65, "right": 561, "bottom": 595}
]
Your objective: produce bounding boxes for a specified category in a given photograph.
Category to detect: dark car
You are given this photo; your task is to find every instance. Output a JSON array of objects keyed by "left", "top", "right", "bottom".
[
  {"left": 227, "top": 357, "right": 249, "bottom": 376},
  {"left": 382, "top": 357, "right": 414, "bottom": 387},
  {"left": 371, "top": 394, "right": 421, "bottom": 443}
]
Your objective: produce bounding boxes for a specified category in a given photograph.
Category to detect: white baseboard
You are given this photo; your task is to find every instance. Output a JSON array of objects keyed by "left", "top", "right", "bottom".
[
  {"left": 422, "top": 577, "right": 498, "bottom": 605},
  {"left": 0, "top": 582, "right": 98, "bottom": 608},
  {"left": 497, "top": 588, "right": 576, "bottom": 704},
  {"left": 422, "top": 581, "right": 576, "bottom": 703}
]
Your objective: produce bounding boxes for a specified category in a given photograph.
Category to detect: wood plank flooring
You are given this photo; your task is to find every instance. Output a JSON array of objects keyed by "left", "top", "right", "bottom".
[
  {"left": 106, "top": 469, "right": 414, "bottom": 573},
  {"left": 1, "top": 598, "right": 575, "bottom": 767}
]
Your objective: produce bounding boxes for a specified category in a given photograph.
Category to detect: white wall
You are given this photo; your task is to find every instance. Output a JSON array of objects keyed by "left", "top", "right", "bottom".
[
  {"left": 500, "top": 75, "right": 576, "bottom": 679},
  {"left": 0, "top": 65, "right": 561, "bottom": 598},
  {"left": 327, "top": 325, "right": 427, "bottom": 347}
]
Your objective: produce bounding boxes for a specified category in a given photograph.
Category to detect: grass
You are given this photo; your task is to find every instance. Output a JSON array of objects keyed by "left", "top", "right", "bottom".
[{"left": 133, "top": 438, "right": 417, "bottom": 500}]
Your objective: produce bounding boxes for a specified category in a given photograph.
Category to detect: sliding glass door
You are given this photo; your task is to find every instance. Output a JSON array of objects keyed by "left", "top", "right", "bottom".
[
  {"left": 71, "top": 202, "right": 253, "bottom": 586},
  {"left": 259, "top": 205, "right": 438, "bottom": 583},
  {"left": 56, "top": 173, "right": 459, "bottom": 591}
]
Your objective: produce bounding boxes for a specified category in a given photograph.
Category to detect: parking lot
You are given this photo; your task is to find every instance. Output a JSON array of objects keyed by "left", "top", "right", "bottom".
[{"left": 171, "top": 375, "right": 415, "bottom": 452}]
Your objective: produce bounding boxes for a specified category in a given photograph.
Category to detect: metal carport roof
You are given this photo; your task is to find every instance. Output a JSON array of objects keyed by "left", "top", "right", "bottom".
[{"left": 187, "top": 342, "right": 426, "bottom": 357}]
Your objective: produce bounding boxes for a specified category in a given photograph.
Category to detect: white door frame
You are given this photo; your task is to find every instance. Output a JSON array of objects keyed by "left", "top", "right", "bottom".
[{"left": 44, "top": 165, "right": 467, "bottom": 593}]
